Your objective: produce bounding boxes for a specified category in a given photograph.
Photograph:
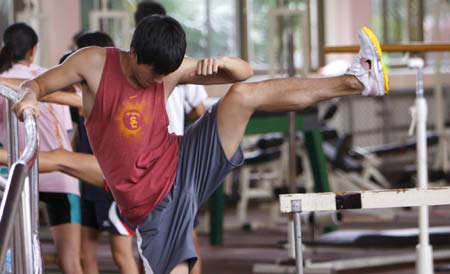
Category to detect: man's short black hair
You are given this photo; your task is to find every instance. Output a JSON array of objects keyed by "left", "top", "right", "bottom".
[
  {"left": 131, "top": 15, "right": 186, "bottom": 75},
  {"left": 135, "top": 1, "right": 166, "bottom": 25}
]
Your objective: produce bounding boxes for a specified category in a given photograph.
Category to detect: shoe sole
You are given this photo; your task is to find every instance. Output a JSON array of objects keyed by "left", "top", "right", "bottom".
[{"left": 360, "top": 26, "right": 390, "bottom": 95}]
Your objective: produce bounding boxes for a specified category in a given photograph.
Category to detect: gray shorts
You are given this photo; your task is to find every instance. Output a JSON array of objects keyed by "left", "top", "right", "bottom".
[{"left": 136, "top": 102, "right": 243, "bottom": 274}]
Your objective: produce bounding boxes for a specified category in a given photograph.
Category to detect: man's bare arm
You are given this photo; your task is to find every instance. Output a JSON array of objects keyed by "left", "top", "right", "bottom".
[
  {"left": 14, "top": 47, "right": 105, "bottom": 119},
  {"left": 40, "top": 91, "right": 82, "bottom": 108},
  {"left": 0, "top": 77, "right": 82, "bottom": 107},
  {"left": 178, "top": 56, "right": 253, "bottom": 85},
  {"left": 164, "top": 56, "right": 253, "bottom": 97}
]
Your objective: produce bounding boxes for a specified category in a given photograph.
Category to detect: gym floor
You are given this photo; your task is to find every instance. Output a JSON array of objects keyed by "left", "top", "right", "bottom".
[{"left": 40, "top": 204, "right": 450, "bottom": 274}]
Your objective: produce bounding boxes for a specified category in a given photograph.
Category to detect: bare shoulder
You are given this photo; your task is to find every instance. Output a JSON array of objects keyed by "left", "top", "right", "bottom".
[
  {"left": 71, "top": 46, "right": 107, "bottom": 67},
  {"left": 62, "top": 47, "right": 108, "bottom": 85}
]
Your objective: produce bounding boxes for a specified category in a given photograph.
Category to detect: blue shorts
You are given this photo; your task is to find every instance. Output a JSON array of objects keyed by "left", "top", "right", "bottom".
[{"left": 136, "top": 102, "right": 243, "bottom": 274}]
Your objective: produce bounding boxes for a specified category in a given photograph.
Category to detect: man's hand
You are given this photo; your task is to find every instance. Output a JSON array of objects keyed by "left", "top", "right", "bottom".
[
  {"left": 13, "top": 85, "right": 40, "bottom": 121},
  {"left": 196, "top": 57, "right": 226, "bottom": 76}
]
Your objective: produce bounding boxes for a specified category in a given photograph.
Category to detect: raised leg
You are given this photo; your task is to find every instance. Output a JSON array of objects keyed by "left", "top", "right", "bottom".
[
  {"left": 217, "top": 27, "right": 389, "bottom": 160},
  {"left": 217, "top": 75, "right": 362, "bottom": 159}
]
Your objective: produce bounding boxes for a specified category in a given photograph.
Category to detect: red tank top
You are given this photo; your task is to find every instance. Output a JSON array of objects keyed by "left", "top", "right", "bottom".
[{"left": 86, "top": 48, "right": 180, "bottom": 226}]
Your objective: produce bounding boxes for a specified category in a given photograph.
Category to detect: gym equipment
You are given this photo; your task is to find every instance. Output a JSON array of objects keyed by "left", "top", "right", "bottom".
[
  {"left": 313, "top": 226, "right": 450, "bottom": 247},
  {"left": 237, "top": 136, "right": 284, "bottom": 230}
]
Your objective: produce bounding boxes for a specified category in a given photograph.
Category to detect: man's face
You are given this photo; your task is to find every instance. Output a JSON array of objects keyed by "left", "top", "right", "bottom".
[{"left": 130, "top": 50, "right": 165, "bottom": 88}]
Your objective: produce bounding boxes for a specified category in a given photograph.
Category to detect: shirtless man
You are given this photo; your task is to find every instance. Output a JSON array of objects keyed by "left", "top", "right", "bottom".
[{"left": 14, "top": 15, "right": 388, "bottom": 274}]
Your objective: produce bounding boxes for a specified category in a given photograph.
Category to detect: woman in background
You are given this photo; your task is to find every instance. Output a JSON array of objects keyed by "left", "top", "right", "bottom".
[{"left": 0, "top": 22, "right": 82, "bottom": 274}]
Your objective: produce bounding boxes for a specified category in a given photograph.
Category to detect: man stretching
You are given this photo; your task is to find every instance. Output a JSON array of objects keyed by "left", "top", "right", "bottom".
[{"left": 14, "top": 16, "right": 388, "bottom": 274}]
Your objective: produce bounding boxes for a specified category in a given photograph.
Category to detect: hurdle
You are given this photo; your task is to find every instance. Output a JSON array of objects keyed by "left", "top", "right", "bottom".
[{"left": 280, "top": 186, "right": 450, "bottom": 274}]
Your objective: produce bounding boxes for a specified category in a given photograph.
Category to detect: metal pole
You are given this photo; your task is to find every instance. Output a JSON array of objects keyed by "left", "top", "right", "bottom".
[
  {"left": 316, "top": 0, "right": 325, "bottom": 68},
  {"left": 292, "top": 200, "right": 303, "bottom": 274},
  {"left": 0, "top": 163, "right": 28, "bottom": 269},
  {"left": 21, "top": 177, "right": 34, "bottom": 274},
  {"left": 303, "top": 0, "right": 311, "bottom": 75},
  {"left": 31, "top": 160, "right": 42, "bottom": 274},
  {"left": 382, "top": 0, "right": 388, "bottom": 43},
  {"left": 23, "top": 111, "right": 40, "bottom": 274},
  {"left": 6, "top": 98, "right": 23, "bottom": 274},
  {"left": 409, "top": 58, "right": 433, "bottom": 274},
  {"left": 14, "top": 195, "right": 26, "bottom": 273},
  {"left": 5, "top": 100, "right": 18, "bottom": 164},
  {"left": 237, "top": 0, "right": 249, "bottom": 61},
  {"left": 0, "top": 85, "right": 40, "bottom": 272},
  {"left": 287, "top": 32, "right": 298, "bottom": 260},
  {"left": 11, "top": 103, "right": 27, "bottom": 274},
  {"left": 287, "top": 32, "right": 296, "bottom": 194}
]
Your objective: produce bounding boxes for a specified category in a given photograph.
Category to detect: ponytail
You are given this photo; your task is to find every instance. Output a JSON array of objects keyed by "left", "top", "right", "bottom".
[
  {"left": 0, "top": 45, "right": 13, "bottom": 74},
  {"left": 0, "top": 23, "right": 38, "bottom": 74}
]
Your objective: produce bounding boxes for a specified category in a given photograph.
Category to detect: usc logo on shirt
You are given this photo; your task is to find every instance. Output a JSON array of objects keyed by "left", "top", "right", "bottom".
[
  {"left": 123, "top": 110, "right": 143, "bottom": 130},
  {"left": 116, "top": 100, "right": 150, "bottom": 138}
]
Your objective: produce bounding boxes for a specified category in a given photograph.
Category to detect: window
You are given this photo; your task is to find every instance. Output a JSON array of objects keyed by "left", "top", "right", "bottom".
[
  {"left": 248, "top": 0, "right": 306, "bottom": 71},
  {"left": 162, "top": 0, "right": 238, "bottom": 58},
  {"left": 371, "top": 0, "right": 450, "bottom": 67}
]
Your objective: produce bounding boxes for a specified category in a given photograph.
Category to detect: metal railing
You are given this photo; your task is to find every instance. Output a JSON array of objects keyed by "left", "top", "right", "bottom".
[{"left": 0, "top": 83, "right": 41, "bottom": 274}]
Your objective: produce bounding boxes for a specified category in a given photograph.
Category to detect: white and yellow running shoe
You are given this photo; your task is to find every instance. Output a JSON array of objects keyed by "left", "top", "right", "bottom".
[{"left": 346, "top": 26, "right": 390, "bottom": 96}]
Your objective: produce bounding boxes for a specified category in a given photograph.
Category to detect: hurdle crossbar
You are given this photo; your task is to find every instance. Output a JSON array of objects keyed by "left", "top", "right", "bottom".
[{"left": 280, "top": 186, "right": 450, "bottom": 213}]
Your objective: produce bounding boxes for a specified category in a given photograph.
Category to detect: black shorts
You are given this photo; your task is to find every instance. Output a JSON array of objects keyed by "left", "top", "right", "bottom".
[
  {"left": 40, "top": 192, "right": 81, "bottom": 226},
  {"left": 81, "top": 198, "right": 135, "bottom": 236}
]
